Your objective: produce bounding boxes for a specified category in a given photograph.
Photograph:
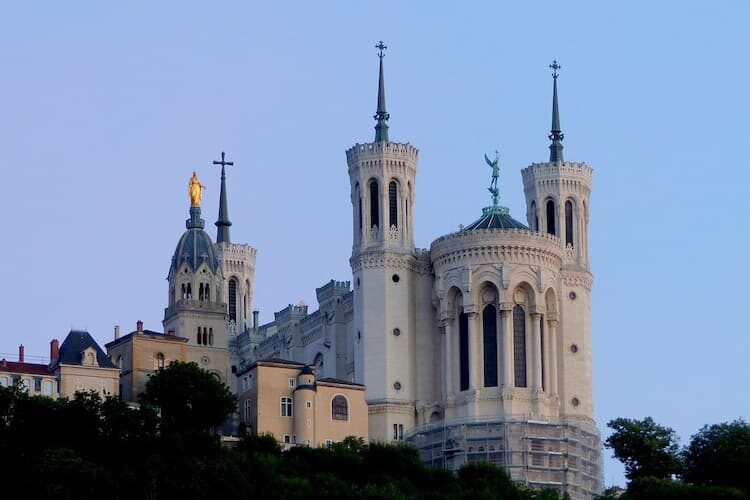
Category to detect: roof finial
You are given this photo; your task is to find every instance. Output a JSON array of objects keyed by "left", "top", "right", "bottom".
[
  {"left": 213, "top": 151, "right": 234, "bottom": 244},
  {"left": 374, "top": 41, "right": 390, "bottom": 142},
  {"left": 484, "top": 150, "right": 500, "bottom": 207},
  {"left": 548, "top": 60, "right": 564, "bottom": 162}
]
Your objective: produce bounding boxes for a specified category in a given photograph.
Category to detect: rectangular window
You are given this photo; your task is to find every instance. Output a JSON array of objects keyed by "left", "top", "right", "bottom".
[
  {"left": 283, "top": 434, "right": 291, "bottom": 444},
  {"left": 0, "top": 376, "right": 8, "bottom": 387},
  {"left": 306, "top": 401, "right": 312, "bottom": 409},
  {"left": 42, "top": 380, "right": 54, "bottom": 396},
  {"left": 393, "top": 424, "right": 398, "bottom": 440},
  {"left": 34, "top": 377, "right": 42, "bottom": 392},
  {"left": 459, "top": 311, "right": 470, "bottom": 391},
  {"left": 325, "top": 439, "right": 333, "bottom": 447},
  {"left": 288, "top": 378, "right": 296, "bottom": 388},
  {"left": 280, "top": 397, "right": 293, "bottom": 417},
  {"left": 398, "top": 424, "right": 404, "bottom": 440}
]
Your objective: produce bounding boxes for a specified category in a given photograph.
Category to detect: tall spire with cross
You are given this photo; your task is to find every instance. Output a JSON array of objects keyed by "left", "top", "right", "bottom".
[
  {"left": 374, "top": 41, "right": 390, "bottom": 142},
  {"left": 214, "top": 151, "right": 234, "bottom": 244},
  {"left": 549, "top": 60, "right": 564, "bottom": 162}
]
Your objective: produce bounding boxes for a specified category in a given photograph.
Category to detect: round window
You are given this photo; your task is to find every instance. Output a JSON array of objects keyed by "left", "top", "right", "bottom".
[
  {"left": 570, "top": 344, "right": 579, "bottom": 353},
  {"left": 569, "top": 291, "right": 577, "bottom": 300},
  {"left": 201, "top": 355, "right": 210, "bottom": 365},
  {"left": 392, "top": 274, "right": 400, "bottom": 283},
  {"left": 393, "top": 328, "right": 401, "bottom": 337},
  {"left": 571, "top": 397, "right": 580, "bottom": 407},
  {"left": 393, "top": 381, "right": 402, "bottom": 391}
]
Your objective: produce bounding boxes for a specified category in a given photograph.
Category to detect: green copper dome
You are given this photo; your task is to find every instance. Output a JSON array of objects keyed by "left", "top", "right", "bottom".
[{"left": 463, "top": 205, "right": 528, "bottom": 231}]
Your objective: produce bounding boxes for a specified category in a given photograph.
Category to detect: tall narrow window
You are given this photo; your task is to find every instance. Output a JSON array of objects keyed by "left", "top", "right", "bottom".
[
  {"left": 205, "top": 284, "right": 210, "bottom": 301},
  {"left": 369, "top": 180, "right": 380, "bottom": 228},
  {"left": 197, "top": 327, "right": 202, "bottom": 345},
  {"left": 181, "top": 283, "right": 187, "bottom": 299},
  {"left": 530, "top": 201, "right": 538, "bottom": 231},
  {"left": 358, "top": 197, "right": 362, "bottom": 231},
  {"left": 459, "top": 311, "right": 470, "bottom": 391},
  {"left": 565, "top": 200, "right": 574, "bottom": 247},
  {"left": 540, "top": 315, "right": 546, "bottom": 392},
  {"left": 202, "top": 328, "right": 208, "bottom": 346},
  {"left": 228, "top": 278, "right": 238, "bottom": 322},
  {"left": 209, "top": 328, "right": 214, "bottom": 346},
  {"left": 483, "top": 305, "right": 498, "bottom": 387},
  {"left": 199, "top": 283, "right": 204, "bottom": 301},
  {"left": 388, "top": 181, "right": 398, "bottom": 228},
  {"left": 513, "top": 305, "right": 527, "bottom": 387},
  {"left": 546, "top": 200, "right": 556, "bottom": 236}
]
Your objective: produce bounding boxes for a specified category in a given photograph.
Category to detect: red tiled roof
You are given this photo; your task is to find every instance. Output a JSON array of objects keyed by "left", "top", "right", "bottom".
[{"left": 0, "top": 360, "right": 53, "bottom": 376}]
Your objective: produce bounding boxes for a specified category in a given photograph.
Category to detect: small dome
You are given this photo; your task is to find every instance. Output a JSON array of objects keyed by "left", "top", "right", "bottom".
[
  {"left": 300, "top": 365, "right": 314, "bottom": 375},
  {"left": 463, "top": 205, "right": 528, "bottom": 231},
  {"left": 170, "top": 207, "right": 220, "bottom": 274}
]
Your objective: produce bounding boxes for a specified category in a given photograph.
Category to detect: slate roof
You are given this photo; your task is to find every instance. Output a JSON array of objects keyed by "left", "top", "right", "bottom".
[
  {"left": 317, "top": 377, "right": 365, "bottom": 387},
  {"left": 105, "top": 329, "right": 188, "bottom": 349},
  {"left": 0, "top": 360, "right": 52, "bottom": 376},
  {"left": 57, "top": 330, "right": 117, "bottom": 368}
]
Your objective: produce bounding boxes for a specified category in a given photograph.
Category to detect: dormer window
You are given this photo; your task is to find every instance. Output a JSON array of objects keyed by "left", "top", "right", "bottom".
[{"left": 82, "top": 348, "right": 99, "bottom": 367}]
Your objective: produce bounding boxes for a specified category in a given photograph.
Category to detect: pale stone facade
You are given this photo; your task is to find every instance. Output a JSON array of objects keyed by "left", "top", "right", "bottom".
[{"left": 121, "top": 56, "right": 603, "bottom": 499}]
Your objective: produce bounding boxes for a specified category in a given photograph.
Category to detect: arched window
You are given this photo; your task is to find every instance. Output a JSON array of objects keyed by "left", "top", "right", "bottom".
[
  {"left": 546, "top": 200, "right": 556, "bottom": 236},
  {"left": 513, "top": 305, "right": 527, "bottom": 387},
  {"left": 530, "top": 201, "right": 538, "bottom": 231},
  {"left": 332, "top": 395, "right": 349, "bottom": 421},
  {"left": 280, "top": 396, "right": 293, "bottom": 417},
  {"left": 459, "top": 311, "right": 469, "bottom": 391},
  {"left": 388, "top": 181, "right": 398, "bottom": 228},
  {"left": 369, "top": 180, "right": 380, "bottom": 228},
  {"left": 181, "top": 283, "right": 187, "bottom": 299},
  {"left": 202, "top": 328, "right": 208, "bottom": 346},
  {"left": 199, "top": 283, "right": 204, "bottom": 301},
  {"left": 196, "top": 327, "right": 202, "bottom": 345},
  {"left": 205, "top": 283, "right": 210, "bottom": 301},
  {"left": 228, "top": 278, "right": 238, "bottom": 322},
  {"left": 209, "top": 328, "right": 214, "bottom": 346},
  {"left": 313, "top": 353, "right": 324, "bottom": 373},
  {"left": 117, "top": 356, "right": 124, "bottom": 371},
  {"left": 154, "top": 352, "right": 165, "bottom": 370},
  {"left": 565, "top": 200, "right": 574, "bottom": 247},
  {"left": 483, "top": 304, "right": 498, "bottom": 387},
  {"left": 186, "top": 283, "right": 192, "bottom": 299}
]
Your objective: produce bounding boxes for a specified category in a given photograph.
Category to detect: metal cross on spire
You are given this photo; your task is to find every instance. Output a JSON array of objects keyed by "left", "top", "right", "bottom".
[
  {"left": 213, "top": 151, "right": 234, "bottom": 244},
  {"left": 375, "top": 40, "right": 387, "bottom": 59},
  {"left": 550, "top": 60, "right": 561, "bottom": 79},
  {"left": 213, "top": 151, "right": 234, "bottom": 170}
]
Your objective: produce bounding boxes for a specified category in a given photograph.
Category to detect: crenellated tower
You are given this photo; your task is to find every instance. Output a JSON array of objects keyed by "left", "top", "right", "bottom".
[
  {"left": 521, "top": 61, "right": 594, "bottom": 421},
  {"left": 212, "top": 152, "right": 257, "bottom": 336},
  {"left": 346, "top": 42, "right": 422, "bottom": 442}
]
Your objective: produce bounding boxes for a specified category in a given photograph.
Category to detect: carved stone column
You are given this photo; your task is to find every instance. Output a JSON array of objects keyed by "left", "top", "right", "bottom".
[
  {"left": 499, "top": 303, "right": 513, "bottom": 387},
  {"left": 530, "top": 312, "right": 543, "bottom": 390},
  {"left": 548, "top": 318, "right": 559, "bottom": 396},
  {"left": 442, "top": 318, "right": 455, "bottom": 401},
  {"left": 466, "top": 311, "right": 479, "bottom": 391}
]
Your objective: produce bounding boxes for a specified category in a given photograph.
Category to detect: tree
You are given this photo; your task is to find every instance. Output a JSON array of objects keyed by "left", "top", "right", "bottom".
[
  {"left": 682, "top": 420, "right": 750, "bottom": 494},
  {"left": 139, "top": 361, "right": 236, "bottom": 437},
  {"left": 605, "top": 417, "right": 682, "bottom": 481}
]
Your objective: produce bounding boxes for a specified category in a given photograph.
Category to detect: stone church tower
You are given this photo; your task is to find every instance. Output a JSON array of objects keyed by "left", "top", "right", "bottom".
[{"left": 346, "top": 43, "right": 433, "bottom": 442}]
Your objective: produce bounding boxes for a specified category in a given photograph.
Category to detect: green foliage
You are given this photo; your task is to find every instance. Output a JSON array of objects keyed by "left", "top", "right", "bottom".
[
  {"left": 139, "top": 360, "right": 236, "bottom": 437},
  {"left": 682, "top": 420, "right": 750, "bottom": 494},
  {"left": 623, "top": 477, "right": 748, "bottom": 500},
  {"left": 605, "top": 417, "right": 683, "bottom": 480}
]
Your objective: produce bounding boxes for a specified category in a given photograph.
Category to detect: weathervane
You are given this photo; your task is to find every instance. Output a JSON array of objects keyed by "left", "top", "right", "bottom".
[
  {"left": 484, "top": 150, "right": 500, "bottom": 207},
  {"left": 375, "top": 40, "right": 387, "bottom": 59},
  {"left": 550, "top": 60, "right": 561, "bottom": 79}
]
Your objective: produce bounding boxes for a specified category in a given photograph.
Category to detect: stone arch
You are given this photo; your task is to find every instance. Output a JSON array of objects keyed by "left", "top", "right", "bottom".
[
  {"left": 429, "top": 410, "right": 442, "bottom": 423},
  {"left": 478, "top": 281, "right": 500, "bottom": 388},
  {"left": 544, "top": 288, "right": 558, "bottom": 315}
]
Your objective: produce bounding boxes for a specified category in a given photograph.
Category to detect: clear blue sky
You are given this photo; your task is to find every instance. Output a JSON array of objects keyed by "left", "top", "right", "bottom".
[{"left": 1, "top": 2, "right": 748, "bottom": 487}]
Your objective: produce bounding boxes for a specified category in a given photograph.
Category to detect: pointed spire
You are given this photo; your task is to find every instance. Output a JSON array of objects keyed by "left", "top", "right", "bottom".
[
  {"left": 548, "top": 60, "right": 564, "bottom": 162},
  {"left": 213, "top": 152, "right": 234, "bottom": 244},
  {"left": 374, "top": 41, "right": 390, "bottom": 142}
]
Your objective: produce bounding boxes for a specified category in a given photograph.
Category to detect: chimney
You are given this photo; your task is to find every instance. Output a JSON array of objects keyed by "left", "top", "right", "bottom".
[
  {"left": 50, "top": 339, "right": 59, "bottom": 363},
  {"left": 136, "top": 320, "right": 143, "bottom": 333},
  {"left": 114, "top": 325, "right": 120, "bottom": 340},
  {"left": 253, "top": 310, "right": 259, "bottom": 330},
  {"left": 18, "top": 345, "right": 24, "bottom": 363}
]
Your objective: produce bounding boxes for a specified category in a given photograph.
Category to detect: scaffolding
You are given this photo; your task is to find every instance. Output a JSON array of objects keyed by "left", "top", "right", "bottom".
[{"left": 406, "top": 416, "right": 603, "bottom": 500}]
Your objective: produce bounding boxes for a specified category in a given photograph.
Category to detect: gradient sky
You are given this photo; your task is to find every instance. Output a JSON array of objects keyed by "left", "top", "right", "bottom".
[{"left": 1, "top": 2, "right": 748, "bottom": 487}]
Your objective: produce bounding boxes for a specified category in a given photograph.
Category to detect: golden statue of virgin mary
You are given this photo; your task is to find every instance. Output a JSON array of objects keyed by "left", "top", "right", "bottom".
[{"left": 188, "top": 171, "right": 205, "bottom": 207}]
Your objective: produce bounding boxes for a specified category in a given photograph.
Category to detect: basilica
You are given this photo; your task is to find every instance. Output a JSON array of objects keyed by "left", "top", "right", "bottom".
[{"left": 116, "top": 48, "right": 603, "bottom": 499}]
